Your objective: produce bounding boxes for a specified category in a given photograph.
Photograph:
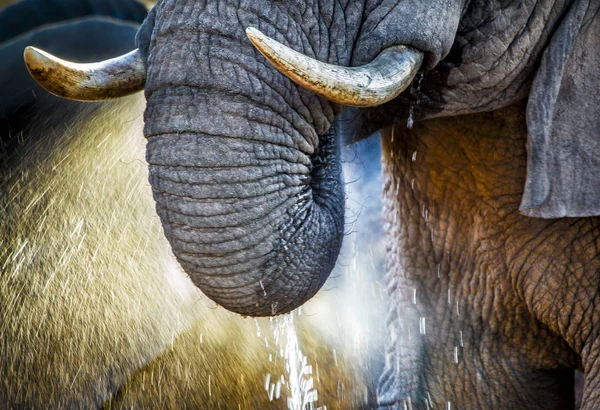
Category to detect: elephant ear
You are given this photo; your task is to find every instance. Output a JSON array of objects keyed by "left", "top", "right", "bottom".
[{"left": 520, "top": 0, "right": 600, "bottom": 218}]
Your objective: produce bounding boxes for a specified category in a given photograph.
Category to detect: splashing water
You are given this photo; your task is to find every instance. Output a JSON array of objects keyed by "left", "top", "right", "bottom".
[
  {"left": 407, "top": 107, "right": 415, "bottom": 130},
  {"left": 407, "top": 73, "right": 424, "bottom": 129},
  {"left": 260, "top": 313, "right": 323, "bottom": 410},
  {"left": 253, "top": 138, "right": 390, "bottom": 408},
  {"left": 280, "top": 314, "right": 320, "bottom": 410}
]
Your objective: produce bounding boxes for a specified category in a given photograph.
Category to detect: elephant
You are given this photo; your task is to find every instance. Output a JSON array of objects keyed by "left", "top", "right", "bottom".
[
  {"left": 0, "top": 1, "right": 385, "bottom": 407},
  {"left": 20, "top": 0, "right": 600, "bottom": 409}
]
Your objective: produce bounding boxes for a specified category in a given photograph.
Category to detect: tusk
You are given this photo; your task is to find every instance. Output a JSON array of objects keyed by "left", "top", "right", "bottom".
[
  {"left": 246, "top": 27, "right": 423, "bottom": 107},
  {"left": 23, "top": 47, "right": 146, "bottom": 101}
]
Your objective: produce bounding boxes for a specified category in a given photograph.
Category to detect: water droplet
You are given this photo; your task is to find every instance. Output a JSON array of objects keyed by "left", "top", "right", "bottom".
[
  {"left": 269, "top": 382, "right": 275, "bottom": 401},
  {"left": 260, "top": 280, "right": 267, "bottom": 296},
  {"left": 407, "top": 110, "right": 414, "bottom": 130}
]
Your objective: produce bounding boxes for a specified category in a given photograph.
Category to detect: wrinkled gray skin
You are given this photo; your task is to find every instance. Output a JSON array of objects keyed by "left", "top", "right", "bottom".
[
  {"left": 132, "top": 0, "right": 600, "bottom": 408},
  {"left": 134, "top": 0, "right": 469, "bottom": 318}
]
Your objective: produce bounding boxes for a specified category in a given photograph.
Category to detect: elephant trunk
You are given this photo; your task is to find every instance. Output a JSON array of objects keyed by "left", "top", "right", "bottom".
[{"left": 142, "top": 27, "right": 345, "bottom": 316}]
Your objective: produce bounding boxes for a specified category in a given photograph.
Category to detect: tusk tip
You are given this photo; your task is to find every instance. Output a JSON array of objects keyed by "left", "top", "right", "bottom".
[
  {"left": 23, "top": 45, "right": 37, "bottom": 56},
  {"left": 22, "top": 46, "right": 145, "bottom": 101},
  {"left": 245, "top": 26, "right": 259, "bottom": 37},
  {"left": 23, "top": 46, "right": 44, "bottom": 67},
  {"left": 23, "top": 46, "right": 57, "bottom": 76},
  {"left": 245, "top": 27, "right": 266, "bottom": 46}
]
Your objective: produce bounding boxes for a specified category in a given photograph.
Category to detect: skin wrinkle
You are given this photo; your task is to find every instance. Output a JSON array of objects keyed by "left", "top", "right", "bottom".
[
  {"left": 177, "top": 246, "right": 275, "bottom": 274},
  {"left": 378, "top": 103, "right": 597, "bottom": 409},
  {"left": 164, "top": 220, "right": 277, "bottom": 247},
  {"left": 163, "top": 208, "right": 282, "bottom": 245},
  {"left": 157, "top": 191, "right": 296, "bottom": 223},
  {"left": 176, "top": 246, "right": 275, "bottom": 272},
  {"left": 153, "top": 163, "right": 309, "bottom": 185},
  {"left": 510, "top": 224, "right": 598, "bottom": 351},
  {"left": 157, "top": 190, "right": 298, "bottom": 218},
  {"left": 161, "top": 198, "right": 297, "bottom": 238},
  {"left": 204, "top": 45, "right": 320, "bottom": 131},
  {"left": 146, "top": 126, "right": 313, "bottom": 166},
  {"left": 164, "top": 222, "right": 279, "bottom": 248},
  {"left": 153, "top": 182, "right": 292, "bottom": 207},
  {"left": 427, "top": 0, "right": 569, "bottom": 114},
  {"left": 152, "top": 175, "right": 291, "bottom": 200},
  {"left": 150, "top": 171, "right": 295, "bottom": 201},
  {"left": 275, "top": 205, "right": 324, "bottom": 297},
  {"left": 145, "top": 89, "right": 318, "bottom": 153},
  {"left": 147, "top": 40, "right": 317, "bottom": 135},
  {"left": 457, "top": 1, "right": 532, "bottom": 76},
  {"left": 154, "top": 189, "right": 291, "bottom": 220}
]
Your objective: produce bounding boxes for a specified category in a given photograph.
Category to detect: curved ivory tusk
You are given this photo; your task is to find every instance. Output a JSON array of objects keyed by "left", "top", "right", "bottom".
[
  {"left": 246, "top": 27, "right": 423, "bottom": 107},
  {"left": 23, "top": 47, "right": 146, "bottom": 101}
]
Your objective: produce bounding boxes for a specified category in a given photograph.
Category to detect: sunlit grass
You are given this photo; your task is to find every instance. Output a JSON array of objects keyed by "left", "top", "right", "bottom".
[{"left": 0, "top": 95, "right": 204, "bottom": 406}]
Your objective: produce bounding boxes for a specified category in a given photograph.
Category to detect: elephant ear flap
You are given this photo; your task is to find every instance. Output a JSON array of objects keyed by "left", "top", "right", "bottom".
[{"left": 520, "top": 0, "right": 600, "bottom": 218}]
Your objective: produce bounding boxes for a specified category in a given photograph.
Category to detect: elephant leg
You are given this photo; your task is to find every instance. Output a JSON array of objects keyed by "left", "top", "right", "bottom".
[
  {"left": 501, "top": 163, "right": 600, "bottom": 408},
  {"left": 580, "top": 340, "right": 600, "bottom": 408},
  {"left": 378, "top": 250, "right": 577, "bottom": 410},
  {"left": 378, "top": 102, "right": 584, "bottom": 409}
]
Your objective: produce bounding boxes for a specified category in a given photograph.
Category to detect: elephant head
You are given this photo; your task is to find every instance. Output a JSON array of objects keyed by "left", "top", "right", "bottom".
[{"left": 23, "top": 0, "right": 600, "bottom": 317}]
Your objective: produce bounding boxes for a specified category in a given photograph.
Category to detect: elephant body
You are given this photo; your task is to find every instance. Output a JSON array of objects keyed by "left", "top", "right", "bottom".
[{"left": 380, "top": 103, "right": 597, "bottom": 408}]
